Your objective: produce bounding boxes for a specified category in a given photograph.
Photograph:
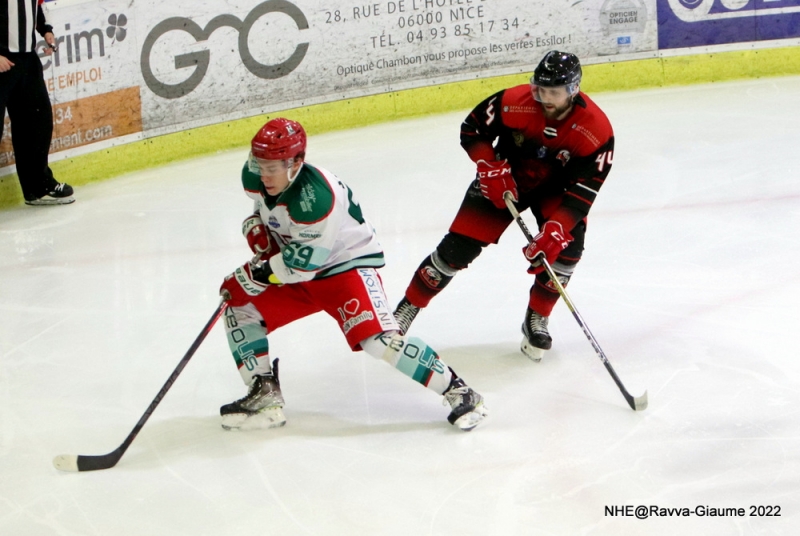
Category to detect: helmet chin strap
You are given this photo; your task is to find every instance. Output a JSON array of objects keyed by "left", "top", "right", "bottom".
[
  {"left": 287, "top": 160, "right": 303, "bottom": 183},
  {"left": 275, "top": 160, "right": 303, "bottom": 195}
]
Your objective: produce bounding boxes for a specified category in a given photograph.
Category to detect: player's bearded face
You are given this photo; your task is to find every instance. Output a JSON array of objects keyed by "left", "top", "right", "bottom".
[{"left": 535, "top": 86, "right": 573, "bottom": 120}]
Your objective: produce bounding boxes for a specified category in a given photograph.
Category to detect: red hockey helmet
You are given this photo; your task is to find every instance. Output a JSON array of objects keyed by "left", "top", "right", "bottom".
[{"left": 251, "top": 118, "right": 307, "bottom": 161}]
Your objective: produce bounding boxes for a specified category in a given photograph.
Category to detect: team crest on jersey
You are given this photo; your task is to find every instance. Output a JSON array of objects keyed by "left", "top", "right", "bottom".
[
  {"left": 556, "top": 150, "right": 571, "bottom": 166},
  {"left": 268, "top": 216, "right": 280, "bottom": 228},
  {"left": 543, "top": 126, "right": 558, "bottom": 139},
  {"left": 513, "top": 131, "right": 525, "bottom": 147}
]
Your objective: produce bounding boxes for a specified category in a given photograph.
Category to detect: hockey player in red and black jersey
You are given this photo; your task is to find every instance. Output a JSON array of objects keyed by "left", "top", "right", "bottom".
[{"left": 394, "top": 50, "right": 614, "bottom": 362}]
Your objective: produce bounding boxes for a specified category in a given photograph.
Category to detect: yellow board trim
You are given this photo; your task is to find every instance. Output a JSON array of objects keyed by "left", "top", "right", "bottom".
[{"left": 3, "top": 46, "right": 799, "bottom": 209}]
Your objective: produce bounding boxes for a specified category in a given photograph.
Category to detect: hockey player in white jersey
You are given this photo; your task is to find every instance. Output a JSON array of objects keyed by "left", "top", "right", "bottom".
[{"left": 218, "top": 118, "right": 488, "bottom": 432}]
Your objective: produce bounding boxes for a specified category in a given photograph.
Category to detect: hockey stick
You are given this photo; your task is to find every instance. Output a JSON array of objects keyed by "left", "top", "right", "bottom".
[
  {"left": 52, "top": 300, "right": 228, "bottom": 471},
  {"left": 53, "top": 251, "right": 265, "bottom": 472},
  {"left": 503, "top": 192, "right": 647, "bottom": 411}
]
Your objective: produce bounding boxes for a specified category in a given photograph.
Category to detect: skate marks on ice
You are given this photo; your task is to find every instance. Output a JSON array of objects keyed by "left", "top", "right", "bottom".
[{"left": 3, "top": 77, "right": 800, "bottom": 534}]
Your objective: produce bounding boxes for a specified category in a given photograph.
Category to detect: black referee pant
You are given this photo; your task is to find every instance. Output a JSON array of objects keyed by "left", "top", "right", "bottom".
[{"left": 0, "top": 51, "right": 57, "bottom": 201}]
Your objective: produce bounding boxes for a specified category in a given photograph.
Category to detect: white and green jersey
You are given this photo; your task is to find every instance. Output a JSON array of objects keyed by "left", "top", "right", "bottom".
[{"left": 242, "top": 162, "right": 384, "bottom": 284}]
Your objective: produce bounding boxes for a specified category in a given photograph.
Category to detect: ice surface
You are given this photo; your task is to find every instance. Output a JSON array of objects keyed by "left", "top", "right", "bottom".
[{"left": 1, "top": 77, "right": 799, "bottom": 535}]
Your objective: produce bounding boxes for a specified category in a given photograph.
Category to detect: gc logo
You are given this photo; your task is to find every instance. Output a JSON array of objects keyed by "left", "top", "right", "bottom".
[{"left": 141, "top": 0, "right": 309, "bottom": 99}]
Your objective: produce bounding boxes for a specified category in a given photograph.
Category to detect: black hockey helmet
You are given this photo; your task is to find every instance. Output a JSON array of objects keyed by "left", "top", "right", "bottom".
[{"left": 532, "top": 50, "right": 582, "bottom": 89}]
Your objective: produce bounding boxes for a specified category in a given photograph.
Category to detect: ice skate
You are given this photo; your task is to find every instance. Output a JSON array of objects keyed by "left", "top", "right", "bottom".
[
  {"left": 443, "top": 377, "right": 487, "bottom": 431},
  {"left": 221, "top": 358, "right": 286, "bottom": 430},
  {"left": 521, "top": 307, "right": 551, "bottom": 362},
  {"left": 393, "top": 297, "right": 420, "bottom": 335}
]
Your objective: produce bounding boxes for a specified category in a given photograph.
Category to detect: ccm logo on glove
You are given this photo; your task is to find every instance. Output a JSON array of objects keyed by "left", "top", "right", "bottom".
[
  {"left": 523, "top": 220, "right": 573, "bottom": 274},
  {"left": 476, "top": 159, "right": 518, "bottom": 209}
]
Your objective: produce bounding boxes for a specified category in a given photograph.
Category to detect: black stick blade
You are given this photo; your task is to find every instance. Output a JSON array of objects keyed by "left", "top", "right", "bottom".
[
  {"left": 51, "top": 302, "right": 227, "bottom": 473},
  {"left": 53, "top": 449, "right": 123, "bottom": 472}
]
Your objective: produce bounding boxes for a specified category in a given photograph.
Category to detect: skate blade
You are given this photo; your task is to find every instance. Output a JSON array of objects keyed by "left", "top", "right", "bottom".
[
  {"left": 520, "top": 337, "right": 545, "bottom": 362},
  {"left": 453, "top": 405, "right": 488, "bottom": 432},
  {"left": 25, "top": 196, "right": 75, "bottom": 206},
  {"left": 221, "top": 407, "right": 286, "bottom": 431}
]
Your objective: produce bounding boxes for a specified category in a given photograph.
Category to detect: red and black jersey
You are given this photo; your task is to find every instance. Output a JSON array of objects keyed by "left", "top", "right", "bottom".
[{"left": 460, "top": 84, "right": 614, "bottom": 223}]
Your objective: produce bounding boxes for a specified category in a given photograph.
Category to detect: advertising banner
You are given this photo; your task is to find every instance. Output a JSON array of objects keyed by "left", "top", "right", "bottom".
[
  {"left": 3, "top": 0, "right": 659, "bottom": 174},
  {"left": 1, "top": 88, "right": 141, "bottom": 167},
  {"left": 657, "top": 0, "right": 800, "bottom": 49},
  {"left": 1, "top": 0, "right": 142, "bottom": 168},
  {"left": 136, "top": 0, "right": 657, "bottom": 134}
]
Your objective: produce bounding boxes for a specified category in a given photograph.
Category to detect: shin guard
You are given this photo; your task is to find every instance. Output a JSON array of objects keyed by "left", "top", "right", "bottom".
[
  {"left": 404, "top": 233, "right": 485, "bottom": 307},
  {"left": 528, "top": 262, "right": 574, "bottom": 316},
  {"left": 224, "top": 304, "right": 274, "bottom": 385},
  {"left": 404, "top": 251, "right": 458, "bottom": 307},
  {"left": 361, "top": 332, "right": 454, "bottom": 395}
]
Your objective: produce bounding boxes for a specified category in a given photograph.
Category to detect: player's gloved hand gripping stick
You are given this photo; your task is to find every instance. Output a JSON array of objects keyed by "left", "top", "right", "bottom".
[
  {"left": 503, "top": 191, "right": 647, "bottom": 411},
  {"left": 53, "top": 253, "right": 262, "bottom": 472}
]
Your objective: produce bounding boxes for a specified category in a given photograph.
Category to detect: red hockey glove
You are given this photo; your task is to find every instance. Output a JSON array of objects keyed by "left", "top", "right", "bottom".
[
  {"left": 242, "top": 215, "right": 278, "bottom": 258},
  {"left": 220, "top": 262, "right": 271, "bottom": 307},
  {"left": 477, "top": 159, "right": 517, "bottom": 209},
  {"left": 522, "top": 220, "right": 573, "bottom": 275},
  {"left": 242, "top": 215, "right": 268, "bottom": 253}
]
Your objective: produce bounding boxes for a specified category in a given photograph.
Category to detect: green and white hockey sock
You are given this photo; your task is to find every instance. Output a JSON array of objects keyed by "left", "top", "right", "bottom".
[
  {"left": 361, "top": 332, "right": 454, "bottom": 394},
  {"left": 224, "top": 304, "right": 274, "bottom": 385}
]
